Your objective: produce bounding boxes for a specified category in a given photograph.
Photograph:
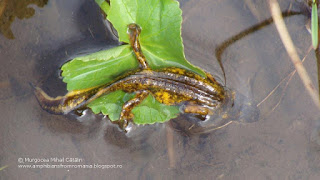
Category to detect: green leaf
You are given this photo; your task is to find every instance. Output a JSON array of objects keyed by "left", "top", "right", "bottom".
[
  {"left": 107, "top": 0, "right": 205, "bottom": 76},
  {"left": 61, "top": 45, "right": 138, "bottom": 91},
  {"left": 132, "top": 95, "right": 180, "bottom": 124},
  {"left": 87, "top": 90, "right": 135, "bottom": 121},
  {"left": 88, "top": 92, "right": 180, "bottom": 124},
  {"left": 95, "top": 0, "right": 110, "bottom": 14},
  {"left": 311, "top": 2, "right": 318, "bottom": 49},
  {"left": 61, "top": 0, "right": 200, "bottom": 125}
]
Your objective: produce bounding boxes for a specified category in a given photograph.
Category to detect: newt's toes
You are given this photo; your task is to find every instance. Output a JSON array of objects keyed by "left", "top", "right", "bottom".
[{"left": 112, "top": 118, "right": 130, "bottom": 132}]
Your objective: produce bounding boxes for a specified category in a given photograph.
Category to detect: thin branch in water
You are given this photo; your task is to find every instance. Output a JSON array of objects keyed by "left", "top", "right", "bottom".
[
  {"left": 166, "top": 124, "right": 176, "bottom": 168},
  {"left": 215, "top": 11, "right": 300, "bottom": 86},
  {"left": 269, "top": 0, "right": 320, "bottom": 110},
  {"left": 267, "top": 67, "right": 296, "bottom": 116},
  {"left": 260, "top": 46, "right": 312, "bottom": 118},
  {"left": 257, "top": 46, "right": 312, "bottom": 107},
  {"left": 192, "top": 121, "right": 233, "bottom": 135},
  {"left": 257, "top": 73, "right": 291, "bottom": 107}
]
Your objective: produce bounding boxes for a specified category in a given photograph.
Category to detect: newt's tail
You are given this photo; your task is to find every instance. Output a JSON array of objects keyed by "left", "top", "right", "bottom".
[
  {"left": 33, "top": 86, "right": 66, "bottom": 114},
  {"left": 31, "top": 84, "right": 100, "bottom": 114}
]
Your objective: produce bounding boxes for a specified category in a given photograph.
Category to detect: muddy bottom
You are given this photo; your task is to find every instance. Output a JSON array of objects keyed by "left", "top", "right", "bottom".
[{"left": 1, "top": 0, "right": 320, "bottom": 179}]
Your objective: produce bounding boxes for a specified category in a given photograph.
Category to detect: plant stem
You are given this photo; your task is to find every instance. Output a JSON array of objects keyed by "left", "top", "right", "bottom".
[
  {"left": 269, "top": 0, "right": 320, "bottom": 110},
  {"left": 311, "top": 0, "right": 318, "bottom": 49}
]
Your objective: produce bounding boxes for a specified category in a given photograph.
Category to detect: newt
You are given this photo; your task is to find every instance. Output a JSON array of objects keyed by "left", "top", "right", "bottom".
[{"left": 33, "top": 23, "right": 259, "bottom": 132}]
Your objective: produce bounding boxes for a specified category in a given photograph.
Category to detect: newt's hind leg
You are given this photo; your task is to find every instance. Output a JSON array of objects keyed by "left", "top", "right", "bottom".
[
  {"left": 128, "top": 23, "right": 149, "bottom": 69},
  {"left": 114, "top": 90, "right": 149, "bottom": 131},
  {"left": 183, "top": 104, "right": 213, "bottom": 116}
]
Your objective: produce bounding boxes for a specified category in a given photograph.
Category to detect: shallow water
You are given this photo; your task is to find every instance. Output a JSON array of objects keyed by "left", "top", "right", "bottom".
[{"left": 1, "top": 0, "right": 320, "bottom": 179}]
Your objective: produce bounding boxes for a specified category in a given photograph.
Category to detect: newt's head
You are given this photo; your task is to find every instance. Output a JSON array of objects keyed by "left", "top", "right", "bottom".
[
  {"left": 172, "top": 90, "right": 260, "bottom": 134},
  {"left": 223, "top": 90, "right": 260, "bottom": 124},
  {"left": 193, "top": 90, "right": 259, "bottom": 133},
  {"left": 127, "top": 23, "right": 141, "bottom": 47}
]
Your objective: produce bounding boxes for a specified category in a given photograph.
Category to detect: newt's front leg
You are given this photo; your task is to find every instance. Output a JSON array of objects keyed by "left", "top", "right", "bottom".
[
  {"left": 128, "top": 23, "right": 149, "bottom": 69},
  {"left": 114, "top": 90, "right": 149, "bottom": 130}
]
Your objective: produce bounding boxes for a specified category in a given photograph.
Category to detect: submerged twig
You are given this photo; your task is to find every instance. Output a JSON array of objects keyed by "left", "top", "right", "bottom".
[
  {"left": 269, "top": 0, "right": 320, "bottom": 110},
  {"left": 257, "top": 46, "right": 313, "bottom": 107},
  {"left": 215, "top": 11, "right": 300, "bottom": 86},
  {"left": 166, "top": 124, "right": 176, "bottom": 168},
  {"left": 256, "top": 72, "right": 291, "bottom": 107},
  {"left": 268, "top": 69, "right": 295, "bottom": 114}
]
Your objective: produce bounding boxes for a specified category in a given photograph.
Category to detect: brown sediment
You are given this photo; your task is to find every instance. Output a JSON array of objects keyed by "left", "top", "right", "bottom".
[{"left": 0, "top": 0, "right": 8, "bottom": 19}]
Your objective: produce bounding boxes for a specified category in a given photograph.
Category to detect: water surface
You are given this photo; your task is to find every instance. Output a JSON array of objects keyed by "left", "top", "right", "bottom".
[{"left": 1, "top": 0, "right": 320, "bottom": 179}]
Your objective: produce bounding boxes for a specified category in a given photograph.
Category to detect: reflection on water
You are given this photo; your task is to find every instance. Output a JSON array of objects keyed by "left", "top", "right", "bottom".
[
  {"left": 1, "top": 0, "right": 320, "bottom": 179},
  {"left": 0, "top": 0, "right": 48, "bottom": 39}
]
